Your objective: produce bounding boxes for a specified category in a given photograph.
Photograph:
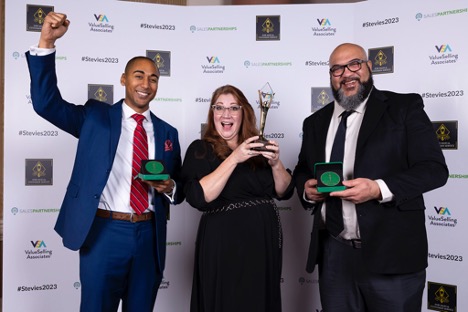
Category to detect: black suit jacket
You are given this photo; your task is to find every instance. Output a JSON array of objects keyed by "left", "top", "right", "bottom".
[{"left": 294, "top": 88, "right": 448, "bottom": 274}]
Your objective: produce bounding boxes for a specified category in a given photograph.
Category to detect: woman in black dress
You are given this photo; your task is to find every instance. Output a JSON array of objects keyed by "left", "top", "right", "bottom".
[{"left": 182, "top": 85, "right": 294, "bottom": 312}]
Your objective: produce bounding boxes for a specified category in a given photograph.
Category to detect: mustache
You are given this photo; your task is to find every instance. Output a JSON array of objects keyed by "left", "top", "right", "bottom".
[{"left": 340, "top": 77, "right": 360, "bottom": 86}]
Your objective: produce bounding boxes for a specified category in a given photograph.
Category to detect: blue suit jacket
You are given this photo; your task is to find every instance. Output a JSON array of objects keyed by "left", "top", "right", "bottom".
[
  {"left": 294, "top": 88, "right": 448, "bottom": 274},
  {"left": 26, "top": 52, "right": 185, "bottom": 274}
]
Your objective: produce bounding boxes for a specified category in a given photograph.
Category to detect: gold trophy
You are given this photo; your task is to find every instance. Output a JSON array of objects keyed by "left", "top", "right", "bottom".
[{"left": 252, "top": 82, "right": 275, "bottom": 151}]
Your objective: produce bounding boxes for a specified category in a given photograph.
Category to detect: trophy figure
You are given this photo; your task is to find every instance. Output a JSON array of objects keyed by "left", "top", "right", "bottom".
[{"left": 252, "top": 82, "right": 275, "bottom": 151}]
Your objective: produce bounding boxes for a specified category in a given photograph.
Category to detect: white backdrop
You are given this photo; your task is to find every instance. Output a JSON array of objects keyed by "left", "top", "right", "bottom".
[{"left": 4, "top": 0, "right": 467, "bottom": 311}]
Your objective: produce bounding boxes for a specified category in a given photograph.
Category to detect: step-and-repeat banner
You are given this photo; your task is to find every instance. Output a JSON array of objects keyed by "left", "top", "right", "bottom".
[{"left": 4, "top": 0, "right": 467, "bottom": 310}]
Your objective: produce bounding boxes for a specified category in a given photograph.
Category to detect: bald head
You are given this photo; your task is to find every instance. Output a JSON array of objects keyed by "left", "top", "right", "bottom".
[{"left": 329, "top": 43, "right": 368, "bottom": 66}]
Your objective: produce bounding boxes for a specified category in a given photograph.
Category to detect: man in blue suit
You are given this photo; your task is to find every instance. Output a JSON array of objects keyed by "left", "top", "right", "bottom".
[
  {"left": 26, "top": 12, "right": 185, "bottom": 312},
  {"left": 294, "top": 43, "right": 448, "bottom": 311}
]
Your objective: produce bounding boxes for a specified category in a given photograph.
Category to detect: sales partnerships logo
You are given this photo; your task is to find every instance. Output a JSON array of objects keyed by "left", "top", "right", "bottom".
[
  {"left": 190, "top": 25, "right": 237, "bottom": 33},
  {"left": 416, "top": 7, "right": 467, "bottom": 21},
  {"left": 312, "top": 18, "right": 336, "bottom": 36},
  {"left": 89, "top": 14, "right": 114, "bottom": 33},
  {"left": 429, "top": 44, "right": 459, "bottom": 65},
  {"left": 10, "top": 207, "right": 60, "bottom": 215}
]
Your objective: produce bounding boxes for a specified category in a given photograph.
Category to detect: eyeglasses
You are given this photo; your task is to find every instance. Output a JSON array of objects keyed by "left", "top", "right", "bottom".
[
  {"left": 211, "top": 105, "right": 243, "bottom": 116},
  {"left": 329, "top": 59, "right": 367, "bottom": 77}
]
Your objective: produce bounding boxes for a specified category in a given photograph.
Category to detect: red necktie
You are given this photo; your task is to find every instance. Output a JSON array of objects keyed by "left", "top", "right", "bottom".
[{"left": 130, "top": 114, "right": 149, "bottom": 215}]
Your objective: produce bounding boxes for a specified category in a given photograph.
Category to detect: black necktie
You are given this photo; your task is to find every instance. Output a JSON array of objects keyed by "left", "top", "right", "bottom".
[{"left": 326, "top": 110, "right": 354, "bottom": 237}]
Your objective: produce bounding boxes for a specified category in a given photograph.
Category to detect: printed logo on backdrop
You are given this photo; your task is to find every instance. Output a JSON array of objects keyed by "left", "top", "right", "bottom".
[
  {"left": 305, "top": 60, "right": 329, "bottom": 67},
  {"left": 25, "top": 159, "right": 53, "bottom": 186},
  {"left": 427, "top": 282, "right": 457, "bottom": 312},
  {"left": 26, "top": 5, "right": 54, "bottom": 32},
  {"left": 449, "top": 173, "right": 468, "bottom": 179},
  {"left": 311, "top": 88, "right": 333, "bottom": 112},
  {"left": 189, "top": 25, "right": 237, "bottom": 33},
  {"left": 147, "top": 50, "right": 171, "bottom": 77},
  {"left": 12, "top": 51, "right": 25, "bottom": 60},
  {"left": 429, "top": 44, "right": 459, "bottom": 65},
  {"left": 202, "top": 56, "right": 225, "bottom": 74},
  {"left": 428, "top": 206, "right": 457, "bottom": 228},
  {"left": 88, "top": 84, "right": 114, "bottom": 105},
  {"left": 415, "top": 7, "right": 468, "bottom": 21},
  {"left": 159, "top": 279, "right": 170, "bottom": 290},
  {"left": 10, "top": 206, "right": 60, "bottom": 215},
  {"left": 298, "top": 276, "right": 319, "bottom": 285},
  {"left": 140, "top": 22, "right": 176, "bottom": 31},
  {"left": 256, "top": 16, "right": 280, "bottom": 41},
  {"left": 90, "top": 14, "right": 114, "bottom": 33},
  {"left": 312, "top": 18, "right": 336, "bottom": 36},
  {"left": 432, "top": 121, "right": 457, "bottom": 150},
  {"left": 25, "top": 240, "right": 53, "bottom": 260},
  {"left": 244, "top": 60, "right": 292, "bottom": 69},
  {"left": 368, "top": 47, "right": 394, "bottom": 74}
]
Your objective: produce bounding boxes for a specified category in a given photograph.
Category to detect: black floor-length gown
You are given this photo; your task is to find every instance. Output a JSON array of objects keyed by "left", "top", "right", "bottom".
[{"left": 182, "top": 140, "right": 293, "bottom": 312}]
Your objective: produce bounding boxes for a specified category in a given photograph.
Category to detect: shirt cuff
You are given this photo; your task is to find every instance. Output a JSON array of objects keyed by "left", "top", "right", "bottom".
[
  {"left": 163, "top": 179, "right": 176, "bottom": 204},
  {"left": 303, "top": 189, "right": 316, "bottom": 204},
  {"left": 29, "top": 45, "right": 55, "bottom": 56},
  {"left": 375, "top": 179, "right": 394, "bottom": 203}
]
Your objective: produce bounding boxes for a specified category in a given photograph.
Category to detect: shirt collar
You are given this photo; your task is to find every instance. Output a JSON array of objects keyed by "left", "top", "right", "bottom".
[
  {"left": 333, "top": 87, "right": 372, "bottom": 117},
  {"left": 122, "top": 101, "right": 151, "bottom": 121}
]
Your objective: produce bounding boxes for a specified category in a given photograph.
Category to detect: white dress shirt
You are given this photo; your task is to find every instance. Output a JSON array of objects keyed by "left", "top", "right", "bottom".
[{"left": 320, "top": 97, "right": 394, "bottom": 239}]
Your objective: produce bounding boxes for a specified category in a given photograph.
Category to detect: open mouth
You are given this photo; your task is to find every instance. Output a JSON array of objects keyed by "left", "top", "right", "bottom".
[{"left": 221, "top": 121, "right": 233, "bottom": 130}]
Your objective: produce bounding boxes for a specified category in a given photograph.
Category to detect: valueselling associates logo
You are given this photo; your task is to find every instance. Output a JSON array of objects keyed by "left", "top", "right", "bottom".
[
  {"left": 89, "top": 14, "right": 114, "bottom": 33},
  {"left": 429, "top": 44, "right": 459, "bottom": 65},
  {"left": 312, "top": 18, "right": 336, "bottom": 36},
  {"left": 25, "top": 240, "right": 53, "bottom": 260},
  {"left": 429, "top": 206, "right": 457, "bottom": 228},
  {"left": 202, "top": 56, "right": 225, "bottom": 74}
]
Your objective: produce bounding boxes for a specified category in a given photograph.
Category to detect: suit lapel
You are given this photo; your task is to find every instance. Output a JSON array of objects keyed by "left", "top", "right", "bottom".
[
  {"left": 150, "top": 113, "right": 163, "bottom": 160},
  {"left": 356, "top": 88, "right": 388, "bottom": 154},
  {"left": 109, "top": 101, "right": 123, "bottom": 157},
  {"left": 315, "top": 104, "right": 334, "bottom": 161}
]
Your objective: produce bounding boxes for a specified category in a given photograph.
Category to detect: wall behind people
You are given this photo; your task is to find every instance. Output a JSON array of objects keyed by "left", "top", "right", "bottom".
[{"left": 4, "top": 0, "right": 466, "bottom": 311}]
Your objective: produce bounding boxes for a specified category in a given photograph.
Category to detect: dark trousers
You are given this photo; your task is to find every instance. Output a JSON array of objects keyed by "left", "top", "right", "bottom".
[
  {"left": 318, "top": 232, "right": 425, "bottom": 312},
  {"left": 79, "top": 216, "right": 161, "bottom": 312}
]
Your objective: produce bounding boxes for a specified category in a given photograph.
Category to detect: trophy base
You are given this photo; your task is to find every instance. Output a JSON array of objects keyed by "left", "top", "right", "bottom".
[{"left": 251, "top": 138, "right": 272, "bottom": 152}]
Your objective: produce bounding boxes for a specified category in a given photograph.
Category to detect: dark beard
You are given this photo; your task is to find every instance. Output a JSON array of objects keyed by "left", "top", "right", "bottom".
[{"left": 331, "top": 73, "right": 374, "bottom": 111}]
